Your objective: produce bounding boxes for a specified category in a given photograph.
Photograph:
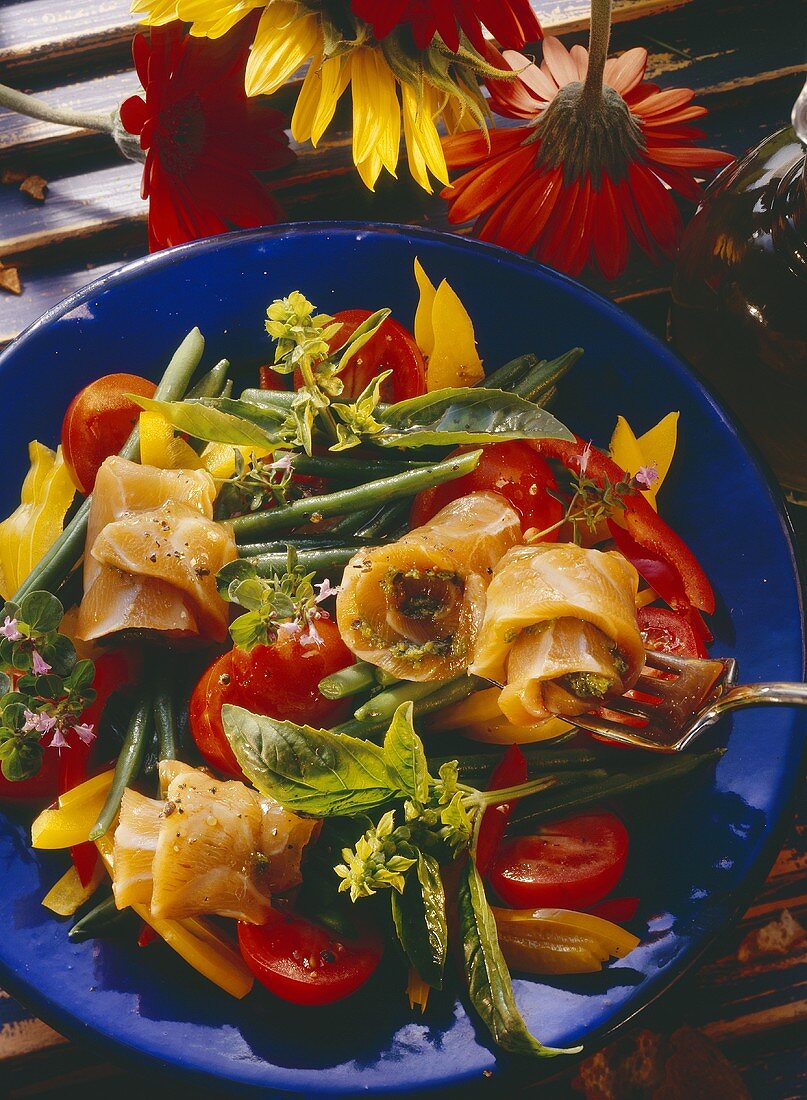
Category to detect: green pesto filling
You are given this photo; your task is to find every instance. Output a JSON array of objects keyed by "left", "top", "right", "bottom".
[{"left": 560, "top": 671, "right": 616, "bottom": 700}]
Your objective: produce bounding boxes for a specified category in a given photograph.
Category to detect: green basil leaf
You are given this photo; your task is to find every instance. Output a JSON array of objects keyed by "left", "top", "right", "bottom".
[
  {"left": 375, "top": 387, "right": 574, "bottom": 449},
  {"left": 36, "top": 632, "right": 76, "bottom": 677},
  {"left": 216, "top": 559, "right": 256, "bottom": 599},
  {"left": 201, "top": 397, "right": 288, "bottom": 430},
  {"left": 0, "top": 737, "right": 42, "bottom": 782},
  {"left": 382, "top": 703, "right": 430, "bottom": 802},
  {"left": 391, "top": 850, "right": 448, "bottom": 989},
  {"left": 0, "top": 671, "right": 11, "bottom": 697},
  {"left": 458, "top": 859, "right": 579, "bottom": 1058},
  {"left": 131, "top": 395, "right": 279, "bottom": 446},
  {"left": 229, "top": 611, "right": 270, "bottom": 652},
  {"left": 221, "top": 705, "right": 403, "bottom": 816},
  {"left": 19, "top": 591, "right": 63, "bottom": 634}
]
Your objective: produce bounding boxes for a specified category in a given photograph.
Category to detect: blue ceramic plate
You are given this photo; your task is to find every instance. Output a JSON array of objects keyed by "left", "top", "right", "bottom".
[{"left": 0, "top": 224, "right": 803, "bottom": 1095}]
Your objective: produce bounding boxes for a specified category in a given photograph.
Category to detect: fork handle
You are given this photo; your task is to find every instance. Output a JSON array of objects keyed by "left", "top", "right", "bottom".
[{"left": 705, "top": 681, "right": 807, "bottom": 718}]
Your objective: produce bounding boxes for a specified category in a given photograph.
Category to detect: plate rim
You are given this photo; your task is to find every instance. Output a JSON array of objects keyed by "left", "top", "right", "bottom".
[{"left": 0, "top": 220, "right": 804, "bottom": 1095}]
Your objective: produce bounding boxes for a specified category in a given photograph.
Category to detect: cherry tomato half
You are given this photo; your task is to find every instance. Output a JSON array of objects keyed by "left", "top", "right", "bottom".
[
  {"left": 489, "top": 811, "right": 629, "bottom": 910},
  {"left": 61, "top": 373, "right": 157, "bottom": 493},
  {"left": 637, "top": 606, "right": 707, "bottom": 659},
  {"left": 323, "top": 309, "right": 426, "bottom": 403},
  {"left": 410, "top": 442, "right": 563, "bottom": 534},
  {"left": 190, "top": 618, "right": 353, "bottom": 779},
  {"left": 238, "top": 910, "right": 383, "bottom": 1006}
]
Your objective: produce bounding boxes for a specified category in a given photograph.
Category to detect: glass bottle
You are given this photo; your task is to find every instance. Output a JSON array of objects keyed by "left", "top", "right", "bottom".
[{"left": 669, "top": 81, "right": 807, "bottom": 501}]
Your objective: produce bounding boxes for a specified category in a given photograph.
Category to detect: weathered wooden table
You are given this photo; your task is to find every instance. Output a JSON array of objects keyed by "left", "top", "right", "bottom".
[{"left": 0, "top": 0, "right": 805, "bottom": 1096}]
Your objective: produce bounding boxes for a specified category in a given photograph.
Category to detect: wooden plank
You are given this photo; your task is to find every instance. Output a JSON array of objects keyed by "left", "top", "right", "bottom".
[{"left": 0, "top": 0, "right": 137, "bottom": 76}]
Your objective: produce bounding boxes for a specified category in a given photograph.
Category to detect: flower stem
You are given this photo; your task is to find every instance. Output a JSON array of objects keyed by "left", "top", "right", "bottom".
[
  {"left": 582, "top": 0, "right": 613, "bottom": 107},
  {"left": 0, "top": 82, "right": 115, "bottom": 134}
]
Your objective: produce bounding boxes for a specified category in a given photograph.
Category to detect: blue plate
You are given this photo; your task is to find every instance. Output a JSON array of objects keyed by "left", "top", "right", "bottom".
[{"left": 0, "top": 224, "right": 803, "bottom": 1095}]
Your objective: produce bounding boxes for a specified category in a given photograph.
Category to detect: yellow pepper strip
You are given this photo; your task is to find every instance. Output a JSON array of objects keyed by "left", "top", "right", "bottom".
[
  {"left": 413, "top": 257, "right": 484, "bottom": 389},
  {"left": 0, "top": 441, "right": 77, "bottom": 599},
  {"left": 610, "top": 411, "right": 679, "bottom": 512},
  {"left": 139, "top": 410, "right": 204, "bottom": 470},
  {"left": 413, "top": 258, "right": 437, "bottom": 357},
  {"left": 31, "top": 771, "right": 114, "bottom": 849},
  {"left": 428, "top": 686, "right": 503, "bottom": 731},
  {"left": 636, "top": 586, "right": 658, "bottom": 609},
  {"left": 407, "top": 967, "right": 430, "bottom": 1013},
  {"left": 95, "top": 834, "right": 253, "bottom": 999},
  {"left": 493, "top": 907, "right": 640, "bottom": 975},
  {"left": 200, "top": 442, "right": 273, "bottom": 481},
  {"left": 427, "top": 280, "right": 485, "bottom": 390},
  {"left": 463, "top": 716, "right": 574, "bottom": 746},
  {"left": 638, "top": 411, "right": 679, "bottom": 488},
  {"left": 42, "top": 861, "right": 105, "bottom": 917}
]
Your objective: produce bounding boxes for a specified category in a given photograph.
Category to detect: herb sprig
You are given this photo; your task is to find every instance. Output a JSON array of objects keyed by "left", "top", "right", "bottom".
[{"left": 0, "top": 591, "right": 96, "bottom": 781}]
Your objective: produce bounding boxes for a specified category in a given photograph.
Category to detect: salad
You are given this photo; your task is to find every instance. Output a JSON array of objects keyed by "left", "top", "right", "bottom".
[{"left": 0, "top": 261, "right": 719, "bottom": 1059}]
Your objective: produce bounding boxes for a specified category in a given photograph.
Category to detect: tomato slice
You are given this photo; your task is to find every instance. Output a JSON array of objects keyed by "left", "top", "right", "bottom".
[
  {"left": 321, "top": 308, "right": 426, "bottom": 403},
  {"left": 238, "top": 910, "right": 383, "bottom": 1006},
  {"left": 476, "top": 745, "right": 527, "bottom": 876},
  {"left": 190, "top": 619, "right": 353, "bottom": 779},
  {"left": 489, "top": 812, "right": 629, "bottom": 910},
  {"left": 410, "top": 441, "right": 563, "bottom": 533},
  {"left": 61, "top": 373, "right": 157, "bottom": 493},
  {"left": 637, "top": 606, "right": 707, "bottom": 659}
]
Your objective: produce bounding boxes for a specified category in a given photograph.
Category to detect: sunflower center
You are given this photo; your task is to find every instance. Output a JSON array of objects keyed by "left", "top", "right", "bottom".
[
  {"left": 157, "top": 93, "right": 207, "bottom": 175},
  {"left": 531, "top": 82, "right": 645, "bottom": 186}
]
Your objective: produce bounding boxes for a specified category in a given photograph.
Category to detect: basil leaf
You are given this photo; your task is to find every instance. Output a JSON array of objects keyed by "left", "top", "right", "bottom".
[
  {"left": 131, "top": 395, "right": 279, "bottom": 446},
  {"left": 375, "top": 387, "right": 573, "bottom": 449},
  {"left": 391, "top": 850, "right": 448, "bottom": 989},
  {"left": 221, "top": 705, "right": 403, "bottom": 816},
  {"left": 0, "top": 672, "right": 11, "bottom": 697},
  {"left": 382, "top": 703, "right": 430, "bottom": 802},
  {"left": 458, "top": 860, "right": 578, "bottom": 1058}
]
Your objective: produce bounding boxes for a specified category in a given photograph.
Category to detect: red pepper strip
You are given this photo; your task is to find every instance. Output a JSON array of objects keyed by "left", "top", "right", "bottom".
[
  {"left": 587, "top": 896, "right": 640, "bottom": 923},
  {"left": 138, "top": 923, "right": 158, "bottom": 948},
  {"left": 532, "top": 437, "right": 715, "bottom": 615},
  {"left": 258, "top": 366, "right": 288, "bottom": 391},
  {"left": 476, "top": 745, "right": 528, "bottom": 876}
]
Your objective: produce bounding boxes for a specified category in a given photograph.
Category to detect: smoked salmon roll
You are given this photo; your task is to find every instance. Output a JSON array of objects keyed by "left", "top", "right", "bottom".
[
  {"left": 336, "top": 491, "right": 522, "bottom": 681},
  {"left": 77, "top": 456, "right": 236, "bottom": 643},
  {"left": 470, "top": 543, "right": 644, "bottom": 723}
]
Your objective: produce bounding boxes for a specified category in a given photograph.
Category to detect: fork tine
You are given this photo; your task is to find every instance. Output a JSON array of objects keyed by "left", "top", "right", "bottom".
[
  {"left": 598, "top": 696, "right": 657, "bottom": 720},
  {"left": 642, "top": 649, "right": 690, "bottom": 674},
  {"left": 570, "top": 714, "right": 677, "bottom": 752}
]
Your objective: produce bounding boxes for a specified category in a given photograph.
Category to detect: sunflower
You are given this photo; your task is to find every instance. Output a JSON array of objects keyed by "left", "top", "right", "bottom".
[
  {"left": 442, "top": 16, "right": 734, "bottom": 277},
  {"left": 131, "top": 0, "right": 495, "bottom": 192}
]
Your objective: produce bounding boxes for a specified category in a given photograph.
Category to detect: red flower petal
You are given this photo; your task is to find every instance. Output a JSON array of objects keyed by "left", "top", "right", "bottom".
[{"left": 119, "top": 94, "right": 148, "bottom": 137}]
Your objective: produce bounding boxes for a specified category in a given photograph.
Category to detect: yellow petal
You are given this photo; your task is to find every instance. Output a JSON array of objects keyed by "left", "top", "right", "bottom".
[
  {"left": 355, "top": 148, "right": 384, "bottom": 192},
  {"left": 130, "top": 0, "right": 180, "bottom": 25},
  {"left": 426, "top": 279, "right": 484, "bottom": 389},
  {"left": 177, "top": 0, "right": 262, "bottom": 37},
  {"left": 637, "top": 411, "right": 679, "bottom": 488},
  {"left": 246, "top": 5, "right": 319, "bottom": 98},
  {"left": 351, "top": 49, "right": 400, "bottom": 179},
  {"left": 401, "top": 83, "right": 449, "bottom": 192},
  {"left": 610, "top": 415, "right": 654, "bottom": 506},
  {"left": 413, "top": 257, "right": 437, "bottom": 358},
  {"left": 292, "top": 50, "right": 350, "bottom": 146}
]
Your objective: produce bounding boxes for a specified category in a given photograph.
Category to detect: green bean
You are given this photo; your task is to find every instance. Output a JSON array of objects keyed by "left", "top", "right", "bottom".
[
  {"left": 251, "top": 546, "right": 362, "bottom": 577},
  {"left": 333, "top": 675, "right": 483, "bottom": 737},
  {"left": 89, "top": 692, "right": 154, "bottom": 841},
  {"left": 510, "top": 749, "right": 724, "bottom": 829},
  {"left": 354, "top": 499, "right": 410, "bottom": 539},
  {"left": 153, "top": 665, "right": 180, "bottom": 761},
  {"left": 237, "top": 535, "right": 374, "bottom": 557},
  {"left": 12, "top": 328, "right": 205, "bottom": 601},
  {"left": 481, "top": 353, "right": 541, "bottom": 392},
  {"left": 232, "top": 450, "right": 481, "bottom": 541},
  {"left": 239, "top": 387, "right": 295, "bottom": 408},
  {"left": 69, "top": 894, "right": 131, "bottom": 942},
  {"left": 328, "top": 507, "right": 379, "bottom": 536},
  {"left": 187, "top": 358, "right": 230, "bottom": 400},
  {"left": 428, "top": 746, "right": 606, "bottom": 780},
  {"left": 319, "top": 662, "right": 378, "bottom": 700},
  {"left": 292, "top": 453, "right": 431, "bottom": 482},
  {"left": 513, "top": 348, "right": 583, "bottom": 402},
  {"left": 353, "top": 680, "right": 443, "bottom": 722}
]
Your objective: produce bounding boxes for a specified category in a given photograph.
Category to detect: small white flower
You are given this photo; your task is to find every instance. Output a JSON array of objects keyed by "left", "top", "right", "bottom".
[
  {"left": 31, "top": 650, "right": 52, "bottom": 676},
  {"left": 49, "top": 728, "right": 69, "bottom": 751},
  {"left": 72, "top": 722, "right": 95, "bottom": 746},
  {"left": 314, "top": 578, "right": 340, "bottom": 604},
  {"left": 0, "top": 616, "right": 22, "bottom": 642}
]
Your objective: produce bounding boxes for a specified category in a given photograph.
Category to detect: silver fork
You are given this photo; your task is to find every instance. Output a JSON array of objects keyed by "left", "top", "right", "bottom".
[{"left": 564, "top": 650, "right": 807, "bottom": 752}]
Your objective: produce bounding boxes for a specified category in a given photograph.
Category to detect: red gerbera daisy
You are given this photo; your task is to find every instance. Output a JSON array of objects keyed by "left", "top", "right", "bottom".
[
  {"left": 351, "top": 0, "right": 542, "bottom": 53},
  {"left": 120, "top": 20, "right": 293, "bottom": 252},
  {"left": 442, "top": 31, "right": 734, "bottom": 277}
]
